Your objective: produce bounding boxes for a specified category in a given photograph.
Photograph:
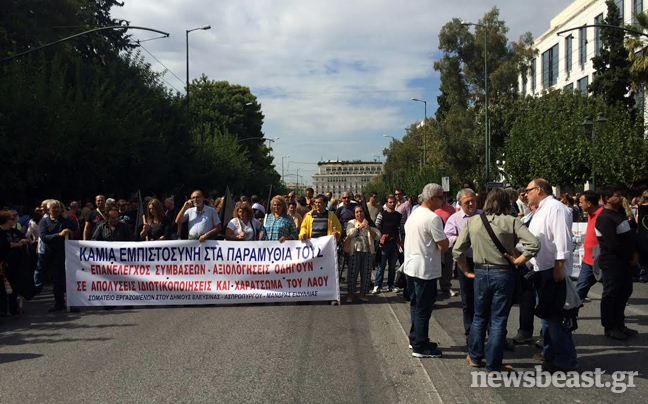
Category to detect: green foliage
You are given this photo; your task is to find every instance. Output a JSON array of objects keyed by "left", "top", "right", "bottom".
[
  {"left": 625, "top": 11, "right": 648, "bottom": 92},
  {"left": 590, "top": 0, "right": 636, "bottom": 111},
  {"left": 0, "top": 1, "right": 280, "bottom": 204},
  {"left": 384, "top": 7, "right": 535, "bottom": 191},
  {"left": 505, "top": 90, "right": 647, "bottom": 188}
]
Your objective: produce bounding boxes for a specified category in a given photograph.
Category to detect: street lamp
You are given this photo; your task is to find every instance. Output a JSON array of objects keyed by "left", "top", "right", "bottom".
[
  {"left": 411, "top": 98, "right": 427, "bottom": 168},
  {"left": 383, "top": 134, "right": 398, "bottom": 142},
  {"left": 581, "top": 112, "right": 607, "bottom": 191},
  {"left": 239, "top": 136, "right": 279, "bottom": 143},
  {"left": 281, "top": 155, "right": 291, "bottom": 183},
  {"left": 461, "top": 20, "right": 489, "bottom": 187},
  {"left": 371, "top": 154, "right": 382, "bottom": 162},
  {"left": 186, "top": 25, "right": 211, "bottom": 113}
]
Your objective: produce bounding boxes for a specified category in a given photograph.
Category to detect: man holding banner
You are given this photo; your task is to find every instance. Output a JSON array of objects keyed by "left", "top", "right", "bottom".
[
  {"left": 40, "top": 200, "right": 77, "bottom": 312},
  {"left": 175, "top": 190, "right": 221, "bottom": 242}
]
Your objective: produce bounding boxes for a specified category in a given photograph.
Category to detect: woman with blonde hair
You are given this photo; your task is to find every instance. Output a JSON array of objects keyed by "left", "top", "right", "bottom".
[
  {"left": 264, "top": 196, "right": 298, "bottom": 242},
  {"left": 140, "top": 198, "right": 172, "bottom": 241},
  {"left": 226, "top": 201, "right": 265, "bottom": 241}
]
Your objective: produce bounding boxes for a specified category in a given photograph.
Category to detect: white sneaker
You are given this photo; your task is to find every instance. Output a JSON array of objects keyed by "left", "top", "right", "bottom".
[
  {"left": 371, "top": 286, "right": 380, "bottom": 294},
  {"left": 450, "top": 289, "right": 459, "bottom": 297}
]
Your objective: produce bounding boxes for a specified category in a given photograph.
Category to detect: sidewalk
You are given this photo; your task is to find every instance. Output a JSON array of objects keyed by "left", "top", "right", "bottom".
[{"left": 373, "top": 278, "right": 648, "bottom": 403}]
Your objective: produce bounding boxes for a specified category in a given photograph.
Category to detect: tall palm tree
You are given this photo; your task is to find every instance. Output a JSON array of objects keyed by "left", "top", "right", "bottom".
[{"left": 625, "top": 12, "right": 648, "bottom": 92}]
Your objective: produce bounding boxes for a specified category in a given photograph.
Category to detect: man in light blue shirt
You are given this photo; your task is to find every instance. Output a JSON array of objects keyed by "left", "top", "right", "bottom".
[{"left": 176, "top": 190, "right": 221, "bottom": 241}]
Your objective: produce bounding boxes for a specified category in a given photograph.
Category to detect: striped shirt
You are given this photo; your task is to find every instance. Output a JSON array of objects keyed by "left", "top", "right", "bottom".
[{"left": 311, "top": 211, "right": 329, "bottom": 238}]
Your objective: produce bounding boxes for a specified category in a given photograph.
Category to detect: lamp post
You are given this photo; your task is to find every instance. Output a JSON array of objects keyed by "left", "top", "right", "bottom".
[
  {"left": 371, "top": 154, "right": 382, "bottom": 162},
  {"left": 186, "top": 25, "right": 211, "bottom": 115},
  {"left": 281, "top": 155, "right": 291, "bottom": 183},
  {"left": 383, "top": 134, "right": 397, "bottom": 142},
  {"left": 238, "top": 136, "right": 279, "bottom": 144},
  {"left": 411, "top": 98, "right": 427, "bottom": 168},
  {"left": 461, "top": 20, "right": 489, "bottom": 187},
  {"left": 0, "top": 26, "right": 170, "bottom": 64},
  {"left": 581, "top": 113, "right": 607, "bottom": 191}
]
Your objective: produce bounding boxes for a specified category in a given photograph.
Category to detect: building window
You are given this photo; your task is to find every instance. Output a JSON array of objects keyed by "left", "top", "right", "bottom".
[
  {"left": 531, "top": 59, "right": 537, "bottom": 92},
  {"left": 634, "top": 0, "right": 643, "bottom": 24},
  {"left": 522, "top": 75, "right": 527, "bottom": 94},
  {"left": 577, "top": 76, "right": 589, "bottom": 94},
  {"left": 616, "top": 0, "right": 625, "bottom": 20},
  {"left": 565, "top": 35, "right": 573, "bottom": 75},
  {"left": 579, "top": 26, "right": 587, "bottom": 69},
  {"left": 565, "top": 83, "right": 574, "bottom": 92},
  {"left": 542, "top": 44, "right": 559, "bottom": 88},
  {"left": 594, "top": 14, "right": 603, "bottom": 56}
]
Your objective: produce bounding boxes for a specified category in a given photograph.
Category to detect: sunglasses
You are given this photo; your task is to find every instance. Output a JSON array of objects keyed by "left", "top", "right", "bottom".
[{"left": 524, "top": 186, "right": 539, "bottom": 194}]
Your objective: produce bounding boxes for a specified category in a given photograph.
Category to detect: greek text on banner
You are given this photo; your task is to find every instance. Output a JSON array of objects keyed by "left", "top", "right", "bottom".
[{"left": 64, "top": 236, "right": 340, "bottom": 306}]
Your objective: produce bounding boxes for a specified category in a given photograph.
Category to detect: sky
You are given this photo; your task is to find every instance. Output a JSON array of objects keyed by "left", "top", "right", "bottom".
[{"left": 113, "top": 0, "right": 573, "bottom": 186}]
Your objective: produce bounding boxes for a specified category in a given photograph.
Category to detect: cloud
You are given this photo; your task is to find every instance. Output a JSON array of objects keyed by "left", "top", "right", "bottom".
[{"left": 114, "top": 0, "right": 573, "bottom": 184}]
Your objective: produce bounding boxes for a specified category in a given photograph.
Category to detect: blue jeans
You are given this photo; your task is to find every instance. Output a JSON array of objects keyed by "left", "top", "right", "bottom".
[
  {"left": 407, "top": 275, "right": 437, "bottom": 349},
  {"left": 375, "top": 241, "right": 398, "bottom": 289},
  {"left": 576, "top": 261, "right": 596, "bottom": 301},
  {"left": 457, "top": 258, "right": 475, "bottom": 337},
  {"left": 469, "top": 267, "right": 515, "bottom": 372},
  {"left": 538, "top": 269, "right": 578, "bottom": 369}
]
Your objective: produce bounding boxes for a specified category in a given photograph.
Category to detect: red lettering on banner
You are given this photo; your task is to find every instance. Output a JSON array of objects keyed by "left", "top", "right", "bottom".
[{"left": 77, "top": 281, "right": 86, "bottom": 292}]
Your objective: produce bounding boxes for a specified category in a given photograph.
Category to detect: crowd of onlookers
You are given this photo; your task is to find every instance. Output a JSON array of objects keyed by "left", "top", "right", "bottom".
[{"left": 1, "top": 184, "right": 647, "bottom": 374}]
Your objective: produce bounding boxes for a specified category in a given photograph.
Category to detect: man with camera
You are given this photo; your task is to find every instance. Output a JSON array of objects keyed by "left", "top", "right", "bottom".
[{"left": 175, "top": 190, "right": 221, "bottom": 242}]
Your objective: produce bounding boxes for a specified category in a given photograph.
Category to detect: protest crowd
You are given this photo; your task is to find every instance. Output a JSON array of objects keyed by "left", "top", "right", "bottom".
[{"left": 1, "top": 181, "right": 647, "bottom": 374}]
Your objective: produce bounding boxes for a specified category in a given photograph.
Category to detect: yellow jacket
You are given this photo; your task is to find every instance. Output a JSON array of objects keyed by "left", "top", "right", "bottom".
[{"left": 299, "top": 210, "right": 342, "bottom": 239}]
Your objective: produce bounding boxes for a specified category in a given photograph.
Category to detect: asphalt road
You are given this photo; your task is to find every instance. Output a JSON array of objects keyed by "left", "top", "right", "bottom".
[{"left": 1, "top": 278, "right": 646, "bottom": 403}]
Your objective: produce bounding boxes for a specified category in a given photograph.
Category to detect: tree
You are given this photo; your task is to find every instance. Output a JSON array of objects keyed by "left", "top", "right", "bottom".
[
  {"left": 590, "top": 0, "right": 636, "bottom": 112},
  {"left": 505, "top": 90, "right": 647, "bottom": 188},
  {"left": 431, "top": 8, "right": 534, "bottom": 189},
  {"left": 626, "top": 12, "right": 648, "bottom": 95},
  {"left": 188, "top": 76, "right": 282, "bottom": 195},
  {"left": 0, "top": 1, "right": 280, "bottom": 204}
]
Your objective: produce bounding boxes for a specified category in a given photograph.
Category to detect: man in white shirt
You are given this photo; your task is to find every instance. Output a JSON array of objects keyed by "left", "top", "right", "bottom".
[
  {"left": 403, "top": 183, "right": 449, "bottom": 359},
  {"left": 525, "top": 178, "right": 577, "bottom": 372},
  {"left": 516, "top": 188, "right": 531, "bottom": 217},
  {"left": 176, "top": 190, "right": 222, "bottom": 241}
]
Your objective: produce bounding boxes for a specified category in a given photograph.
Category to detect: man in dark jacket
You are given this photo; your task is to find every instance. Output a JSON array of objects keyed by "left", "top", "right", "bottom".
[
  {"left": 39, "top": 200, "right": 78, "bottom": 312},
  {"left": 92, "top": 209, "right": 134, "bottom": 242}
]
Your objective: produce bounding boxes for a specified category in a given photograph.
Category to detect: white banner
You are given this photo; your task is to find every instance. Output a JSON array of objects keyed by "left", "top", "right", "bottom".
[
  {"left": 65, "top": 236, "right": 339, "bottom": 306},
  {"left": 571, "top": 222, "right": 588, "bottom": 279}
]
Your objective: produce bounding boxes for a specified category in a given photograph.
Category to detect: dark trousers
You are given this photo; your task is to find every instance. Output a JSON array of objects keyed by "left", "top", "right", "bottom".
[
  {"left": 407, "top": 275, "right": 437, "bottom": 349},
  {"left": 518, "top": 265, "right": 536, "bottom": 335},
  {"left": 537, "top": 269, "right": 578, "bottom": 369},
  {"left": 45, "top": 251, "right": 66, "bottom": 305},
  {"left": 439, "top": 250, "right": 453, "bottom": 292},
  {"left": 457, "top": 257, "right": 475, "bottom": 337},
  {"left": 375, "top": 241, "right": 398, "bottom": 288},
  {"left": 34, "top": 252, "right": 46, "bottom": 292},
  {"left": 600, "top": 263, "right": 633, "bottom": 331}
]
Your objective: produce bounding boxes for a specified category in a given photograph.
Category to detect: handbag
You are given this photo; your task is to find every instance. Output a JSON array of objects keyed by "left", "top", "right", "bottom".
[{"left": 343, "top": 236, "right": 352, "bottom": 254}]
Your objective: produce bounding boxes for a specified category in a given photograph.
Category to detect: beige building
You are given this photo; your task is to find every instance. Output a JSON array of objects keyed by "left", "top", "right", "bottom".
[
  {"left": 520, "top": 0, "right": 643, "bottom": 95},
  {"left": 311, "top": 161, "right": 383, "bottom": 197}
]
